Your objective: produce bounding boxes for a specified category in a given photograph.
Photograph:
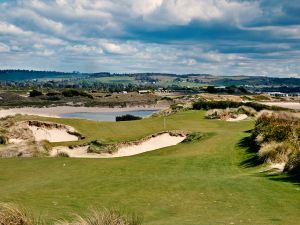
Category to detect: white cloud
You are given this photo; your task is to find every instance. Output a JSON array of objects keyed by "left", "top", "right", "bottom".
[
  {"left": 101, "top": 41, "right": 137, "bottom": 54},
  {"left": 0, "top": 22, "right": 31, "bottom": 36},
  {"left": 65, "top": 44, "right": 103, "bottom": 54},
  {"left": 0, "top": 43, "right": 10, "bottom": 52},
  {"left": 132, "top": 0, "right": 261, "bottom": 25}
]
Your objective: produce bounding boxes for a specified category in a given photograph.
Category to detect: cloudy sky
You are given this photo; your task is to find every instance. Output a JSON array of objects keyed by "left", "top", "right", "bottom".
[{"left": 0, "top": 0, "right": 300, "bottom": 76}]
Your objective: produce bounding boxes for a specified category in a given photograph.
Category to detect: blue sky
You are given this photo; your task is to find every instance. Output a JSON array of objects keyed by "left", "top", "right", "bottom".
[{"left": 0, "top": 0, "right": 300, "bottom": 76}]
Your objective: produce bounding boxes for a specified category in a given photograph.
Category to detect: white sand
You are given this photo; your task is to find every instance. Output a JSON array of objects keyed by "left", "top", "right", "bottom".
[
  {"left": 51, "top": 133, "right": 185, "bottom": 158},
  {"left": 28, "top": 125, "right": 78, "bottom": 142},
  {"left": 260, "top": 102, "right": 300, "bottom": 110},
  {"left": 226, "top": 114, "right": 248, "bottom": 122},
  {"left": 114, "top": 133, "right": 185, "bottom": 157},
  {"left": 0, "top": 106, "right": 164, "bottom": 118},
  {"left": 269, "top": 163, "right": 285, "bottom": 172}
]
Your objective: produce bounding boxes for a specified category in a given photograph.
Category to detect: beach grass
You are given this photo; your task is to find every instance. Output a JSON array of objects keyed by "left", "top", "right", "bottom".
[{"left": 0, "top": 110, "right": 299, "bottom": 224}]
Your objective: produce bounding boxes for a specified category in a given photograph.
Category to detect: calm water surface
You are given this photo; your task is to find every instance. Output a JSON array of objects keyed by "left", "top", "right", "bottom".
[{"left": 61, "top": 109, "right": 159, "bottom": 121}]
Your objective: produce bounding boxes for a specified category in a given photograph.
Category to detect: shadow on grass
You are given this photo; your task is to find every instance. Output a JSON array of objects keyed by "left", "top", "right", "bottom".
[
  {"left": 260, "top": 173, "right": 300, "bottom": 185},
  {"left": 237, "top": 135, "right": 262, "bottom": 168},
  {"left": 237, "top": 131, "right": 300, "bottom": 184}
]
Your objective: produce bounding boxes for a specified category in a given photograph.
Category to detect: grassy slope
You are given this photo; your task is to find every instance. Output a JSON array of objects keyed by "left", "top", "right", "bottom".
[{"left": 0, "top": 111, "right": 299, "bottom": 225}]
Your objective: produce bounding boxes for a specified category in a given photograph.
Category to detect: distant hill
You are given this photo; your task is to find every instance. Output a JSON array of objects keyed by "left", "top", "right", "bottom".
[{"left": 0, "top": 70, "right": 300, "bottom": 87}]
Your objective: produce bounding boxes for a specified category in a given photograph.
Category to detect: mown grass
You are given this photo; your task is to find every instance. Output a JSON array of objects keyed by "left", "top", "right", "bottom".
[{"left": 0, "top": 111, "right": 299, "bottom": 225}]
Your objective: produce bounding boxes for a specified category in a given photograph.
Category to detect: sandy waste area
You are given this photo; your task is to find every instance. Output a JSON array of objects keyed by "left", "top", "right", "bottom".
[{"left": 51, "top": 133, "right": 186, "bottom": 158}]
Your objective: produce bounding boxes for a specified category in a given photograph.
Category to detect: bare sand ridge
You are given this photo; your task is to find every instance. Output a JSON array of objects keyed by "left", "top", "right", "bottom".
[
  {"left": 0, "top": 106, "right": 164, "bottom": 118},
  {"left": 8, "top": 121, "right": 79, "bottom": 143},
  {"left": 52, "top": 133, "right": 186, "bottom": 158}
]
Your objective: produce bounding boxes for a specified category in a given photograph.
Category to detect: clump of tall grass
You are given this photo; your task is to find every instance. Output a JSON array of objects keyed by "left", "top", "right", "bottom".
[
  {"left": 0, "top": 202, "right": 41, "bottom": 225},
  {"left": 258, "top": 141, "right": 295, "bottom": 163},
  {"left": 182, "top": 132, "right": 204, "bottom": 143},
  {"left": 55, "top": 208, "right": 143, "bottom": 225},
  {"left": 88, "top": 140, "right": 117, "bottom": 154},
  {"left": 251, "top": 110, "right": 300, "bottom": 176},
  {"left": 205, "top": 106, "right": 256, "bottom": 120}
]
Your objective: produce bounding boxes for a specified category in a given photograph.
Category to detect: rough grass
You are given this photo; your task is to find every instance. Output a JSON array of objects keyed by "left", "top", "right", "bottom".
[
  {"left": 88, "top": 141, "right": 117, "bottom": 154},
  {"left": 0, "top": 111, "right": 299, "bottom": 225},
  {"left": 55, "top": 208, "right": 142, "bottom": 225},
  {"left": 0, "top": 202, "right": 42, "bottom": 225}
]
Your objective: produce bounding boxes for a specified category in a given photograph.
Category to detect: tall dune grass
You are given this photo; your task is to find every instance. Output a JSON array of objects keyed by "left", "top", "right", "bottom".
[
  {"left": 0, "top": 202, "right": 41, "bottom": 225},
  {"left": 251, "top": 110, "right": 300, "bottom": 176},
  {"left": 0, "top": 203, "right": 142, "bottom": 225},
  {"left": 55, "top": 208, "right": 142, "bottom": 225}
]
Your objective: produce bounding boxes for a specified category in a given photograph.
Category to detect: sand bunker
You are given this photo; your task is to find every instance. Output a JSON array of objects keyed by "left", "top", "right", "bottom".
[
  {"left": 51, "top": 132, "right": 186, "bottom": 158},
  {"left": 226, "top": 114, "right": 248, "bottom": 122},
  {"left": 8, "top": 121, "right": 80, "bottom": 143}
]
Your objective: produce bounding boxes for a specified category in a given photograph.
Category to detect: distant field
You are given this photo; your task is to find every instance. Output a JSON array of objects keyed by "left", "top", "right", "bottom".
[
  {"left": 0, "top": 111, "right": 299, "bottom": 225},
  {"left": 95, "top": 76, "right": 138, "bottom": 84}
]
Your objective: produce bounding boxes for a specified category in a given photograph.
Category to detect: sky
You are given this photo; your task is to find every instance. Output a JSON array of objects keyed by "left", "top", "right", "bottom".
[{"left": 0, "top": 0, "right": 300, "bottom": 76}]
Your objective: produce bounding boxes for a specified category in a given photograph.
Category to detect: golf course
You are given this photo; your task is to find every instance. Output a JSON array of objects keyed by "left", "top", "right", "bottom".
[{"left": 0, "top": 110, "right": 299, "bottom": 224}]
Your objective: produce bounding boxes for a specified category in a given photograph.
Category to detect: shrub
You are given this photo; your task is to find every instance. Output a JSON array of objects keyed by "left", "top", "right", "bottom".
[
  {"left": 252, "top": 111, "right": 299, "bottom": 143},
  {"left": 29, "top": 90, "right": 43, "bottom": 97},
  {"left": 56, "top": 208, "right": 143, "bottom": 225},
  {"left": 62, "top": 89, "right": 93, "bottom": 99},
  {"left": 0, "top": 202, "right": 40, "bottom": 225},
  {"left": 116, "top": 114, "right": 142, "bottom": 122},
  {"left": 192, "top": 100, "right": 283, "bottom": 111}
]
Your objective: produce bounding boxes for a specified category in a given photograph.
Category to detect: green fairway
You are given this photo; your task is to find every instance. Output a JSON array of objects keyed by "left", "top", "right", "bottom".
[{"left": 0, "top": 111, "right": 299, "bottom": 225}]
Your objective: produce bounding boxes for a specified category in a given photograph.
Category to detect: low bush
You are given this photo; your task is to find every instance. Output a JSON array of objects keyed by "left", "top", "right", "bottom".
[
  {"left": 62, "top": 89, "right": 93, "bottom": 99},
  {"left": 193, "top": 100, "right": 283, "bottom": 112},
  {"left": 29, "top": 90, "right": 43, "bottom": 97},
  {"left": 116, "top": 114, "right": 142, "bottom": 122}
]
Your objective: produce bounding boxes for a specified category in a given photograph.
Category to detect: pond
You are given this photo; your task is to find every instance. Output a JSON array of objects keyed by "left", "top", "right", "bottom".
[{"left": 61, "top": 109, "right": 159, "bottom": 121}]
